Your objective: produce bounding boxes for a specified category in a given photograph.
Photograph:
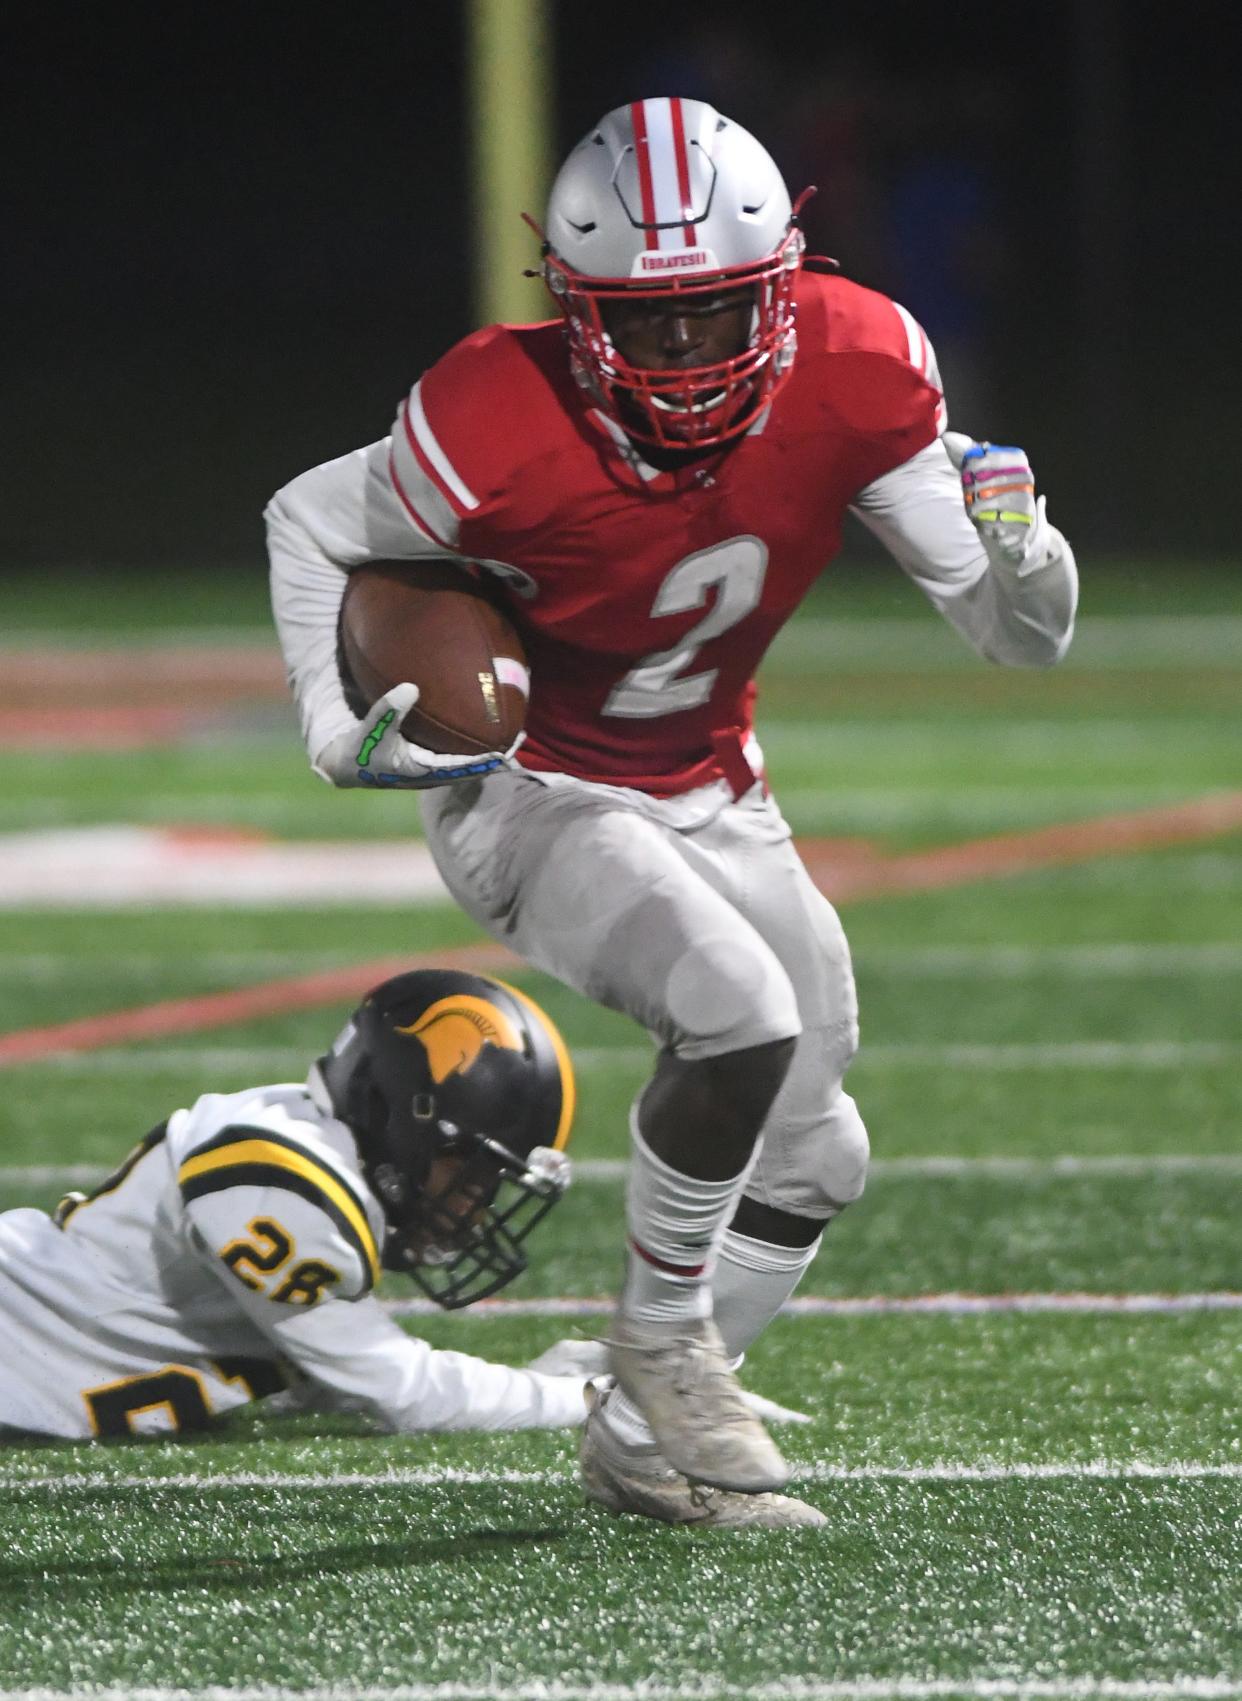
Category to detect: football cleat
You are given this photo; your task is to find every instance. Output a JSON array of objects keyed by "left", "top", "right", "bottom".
[
  {"left": 581, "top": 1400, "right": 825, "bottom": 1528},
  {"left": 524, "top": 1336, "right": 813, "bottom": 1425},
  {"left": 606, "top": 1312, "right": 789, "bottom": 1493}
]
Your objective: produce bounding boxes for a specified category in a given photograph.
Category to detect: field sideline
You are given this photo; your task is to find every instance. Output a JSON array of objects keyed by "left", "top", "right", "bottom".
[{"left": 0, "top": 563, "right": 1238, "bottom": 1696}]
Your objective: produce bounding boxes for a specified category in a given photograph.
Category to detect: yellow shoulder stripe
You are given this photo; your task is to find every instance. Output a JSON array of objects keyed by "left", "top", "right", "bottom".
[{"left": 178, "top": 1139, "right": 381, "bottom": 1287}]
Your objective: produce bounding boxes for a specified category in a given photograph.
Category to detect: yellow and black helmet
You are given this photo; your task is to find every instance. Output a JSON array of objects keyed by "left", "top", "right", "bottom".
[{"left": 314, "top": 968, "right": 575, "bottom": 1308}]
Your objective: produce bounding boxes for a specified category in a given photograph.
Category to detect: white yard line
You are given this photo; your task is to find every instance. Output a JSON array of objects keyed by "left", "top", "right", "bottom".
[
  {"left": 12, "top": 612, "right": 1237, "bottom": 660},
  {"left": 0, "top": 951, "right": 381, "bottom": 979},
  {"left": 5, "top": 1155, "right": 1241, "bottom": 1189},
  {"left": 4, "top": 1682, "right": 1242, "bottom": 1701},
  {"left": 0, "top": 628, "right": 279, "bottom": 648},
  {"left": 765, "top": 612, "right": 1242, "bottom": 670},
  {"left": 855, "top": 944, "right": 1242, "bottom": 975},
  {"left": 0, "top": 827, "right": 451, "bottom": 910},
  {"left": 0, "top": 790, "right": 1228, "bottom": 837},
  {"left": 3, "top": 1461, "right": 1240, "bottom": 1494},
  {"left": 761, "top": 721, "right": 1236, "bottom": 754},
  {"left": 861, "top": 1042, "right": 1240, "bottom": 1068},
  {"left": 20, "top": 1048, "right": 373, "bottom": 1074},
  {"left": 5, "top": 943, "right": 1241, "bottom": 979},
  {"left": 776, "top": 791, "right": 1201, "bottom": 831},
  {"left": 376, "top": 1293, "right": 1242, "bottom": 1321},
  {"left": 864, "top": 1155, "right": 1242, "bottom": 1178},
  {"left": 5, "top": 1154, "right": 1242, "bottom": 1190},
  {"left": 0, "top": 1164, "right": 108, "bottom": 1187},
  {"left": 974, "top": 856, "right": 1242, "bottom": 893},
  {"left": 9, "top": 1040, "right": 1239, "bottom": 1074},
  {"left": 0, "top": 799, "right": 405, "bottom": 835},
  {"left": 15, "top": 1045, "right": 649, "bottom": 1074}
]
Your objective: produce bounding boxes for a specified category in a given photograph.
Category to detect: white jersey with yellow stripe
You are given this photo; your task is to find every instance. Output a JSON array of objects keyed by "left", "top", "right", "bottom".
[
  {"left": 0, "top": 1084, "right": 587, "bottom": 1441},
  {"left": 169, "top": 1083, "right": 386, "bottom": 1304}
]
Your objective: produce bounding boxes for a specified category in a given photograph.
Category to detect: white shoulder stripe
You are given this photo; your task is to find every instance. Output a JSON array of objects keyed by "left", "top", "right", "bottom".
[
  {"left": 892, "top": 300, "right": 929, "bottom": 377},
  {"left": 389, "top": 411, "right": 463, "bottom": 550},
  {"left": 409, "top": 382, "right": 480, "bottom": 511},
  {"left": 384, "top": 447, "right": 448, "bottom": 549}
]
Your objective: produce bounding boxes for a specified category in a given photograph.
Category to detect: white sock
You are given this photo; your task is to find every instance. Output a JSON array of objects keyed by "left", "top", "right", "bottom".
[
  {"left": 600, "top": 1385, "right": 660, "bottom": 1446},
  {"left": 605, "top": 1226, "right": 823, "bottom": 1449},
  {"left": 711, "top": 1227, "right": 822, "bottom": 1360},
  {"left": 619, "top": 1112, "right": 751, "bottom": 1327}
]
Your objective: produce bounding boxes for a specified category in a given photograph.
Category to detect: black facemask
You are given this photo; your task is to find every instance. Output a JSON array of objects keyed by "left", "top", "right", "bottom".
[{"left": 379, "top": 1137, "right": 568, "bottom": 1309}]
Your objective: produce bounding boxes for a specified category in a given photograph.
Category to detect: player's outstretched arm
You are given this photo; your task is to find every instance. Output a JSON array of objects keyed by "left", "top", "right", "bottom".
[
  {"left": 227, "top": 1281, "right": 591, "bottom": 1432},
  {"left": 851, "top": 434, "right": 1078, "bottom": 668}
]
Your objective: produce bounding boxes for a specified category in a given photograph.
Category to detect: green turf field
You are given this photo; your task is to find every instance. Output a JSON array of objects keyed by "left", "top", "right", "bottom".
[{"left": 0, "top": 559, "right": 1239, "bottom": 1700}]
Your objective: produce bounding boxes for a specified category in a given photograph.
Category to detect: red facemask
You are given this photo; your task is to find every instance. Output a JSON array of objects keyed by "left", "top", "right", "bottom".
[{"left": 542, "top": 227, "right": 806, "bottom": 450}]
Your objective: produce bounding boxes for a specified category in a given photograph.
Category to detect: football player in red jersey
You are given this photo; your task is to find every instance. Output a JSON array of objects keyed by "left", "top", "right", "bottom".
[{"left": 267, "top": 98, "right": 1077, "bottom": 1528}]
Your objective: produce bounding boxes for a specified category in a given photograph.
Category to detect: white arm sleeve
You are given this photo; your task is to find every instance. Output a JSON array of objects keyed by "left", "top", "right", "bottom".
[
  {"left": 265, "top": 439, "right": 456, "bottom": 765},
  {"left": 851, "top": 437, "right": 1078, "bottom": 668},
  {"left": 220, "top": 1273, "right": 586, "bottom": 1432}
]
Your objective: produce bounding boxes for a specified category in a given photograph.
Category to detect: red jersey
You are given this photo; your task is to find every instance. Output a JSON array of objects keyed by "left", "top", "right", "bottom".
[{"left": 386, "top": 271, "right": 943, "bottom": 795}]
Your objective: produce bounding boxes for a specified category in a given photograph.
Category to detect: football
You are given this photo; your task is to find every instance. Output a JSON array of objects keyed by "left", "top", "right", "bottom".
[{"left": 337, "top": 561, "right": 528, "bottom": 754}]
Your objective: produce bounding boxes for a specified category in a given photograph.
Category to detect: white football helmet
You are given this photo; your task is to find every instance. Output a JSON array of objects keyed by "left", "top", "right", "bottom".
[{"left": 538, "top": 97, "right": 806, "bottom": 449}]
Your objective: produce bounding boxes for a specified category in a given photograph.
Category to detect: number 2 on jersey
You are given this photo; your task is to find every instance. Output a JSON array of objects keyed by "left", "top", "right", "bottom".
[{"left": 602, "top": 535, "right": 768, "bottom": 718}]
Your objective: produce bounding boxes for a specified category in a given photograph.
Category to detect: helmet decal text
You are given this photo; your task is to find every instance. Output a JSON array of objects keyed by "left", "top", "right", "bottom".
[{"left": 635, "top": 249, "right": 715, "bottom": 273}]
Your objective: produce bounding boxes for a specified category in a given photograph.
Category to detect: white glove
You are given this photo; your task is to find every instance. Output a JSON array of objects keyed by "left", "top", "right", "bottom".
[
  {"left": 738, "top": 1387, "right": 812, "bottom": 1426},
  {"left": 312, "top": 683, "right": 520, "bottom": 790},
  {"left": 943, "top": 432, "right": 1050, "bottom": 573},
  {"left": 525, "top": 1338, "right": 611, "bottom": 1379}
]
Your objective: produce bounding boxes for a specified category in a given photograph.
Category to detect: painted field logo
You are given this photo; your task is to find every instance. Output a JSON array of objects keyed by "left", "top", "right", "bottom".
[{"left": 399, "top": 996, "right": 523, "bottom": 1083}]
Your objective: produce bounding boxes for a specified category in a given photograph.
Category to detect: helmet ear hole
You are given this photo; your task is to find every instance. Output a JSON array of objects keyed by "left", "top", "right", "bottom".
[{"left": 372, "top": 1161, "right": 409, "bottom": 1211}]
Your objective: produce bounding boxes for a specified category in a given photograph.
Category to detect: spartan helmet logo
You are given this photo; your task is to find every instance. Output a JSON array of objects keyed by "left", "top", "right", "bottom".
[{"left": 398, "top": 996, "right": 525, "bottom": 1084}]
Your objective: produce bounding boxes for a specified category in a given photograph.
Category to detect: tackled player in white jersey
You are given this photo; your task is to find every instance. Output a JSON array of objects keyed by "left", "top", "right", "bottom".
[{"left": 0, "top": 971, "right": 594, "bottom": 1443}]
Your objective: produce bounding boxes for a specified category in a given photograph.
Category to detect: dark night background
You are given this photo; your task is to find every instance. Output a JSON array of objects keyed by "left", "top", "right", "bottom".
[{"left": 3, "top": 1, "right": 1236, "bottom": 572}]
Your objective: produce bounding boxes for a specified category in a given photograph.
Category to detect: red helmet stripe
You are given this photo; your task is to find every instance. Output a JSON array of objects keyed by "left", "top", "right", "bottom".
[
  {"left": 628, "top": 100, "right": 660, "bottom": 249},
  {"left": 668, "top": 96, "right": 697, "bottom": 244}
]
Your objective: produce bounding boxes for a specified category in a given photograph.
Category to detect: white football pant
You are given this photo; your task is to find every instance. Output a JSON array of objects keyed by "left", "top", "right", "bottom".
[{"left": 421, "top": 770, "right": 870, "bottom": 1341}]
